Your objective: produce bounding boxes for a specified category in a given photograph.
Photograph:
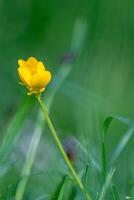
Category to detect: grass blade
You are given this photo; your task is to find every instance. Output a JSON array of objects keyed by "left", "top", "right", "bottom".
[
  {"left": 98, "top": 168, "right": 115, "bottom": 200},
  {"left": 81, "top": 164, "right": 90, "bottom": 200},
  {"left": 102, "top": 115, "right": 134, "bottom": 169},
  {"left": 102, "top": 117, "right": 114, "bottom": 137},
  {"left": 111, "top": 184, "right": 120, "bottom": 200},
  {"left": 109, "top": 127, "right": 134, "bottom": 167},
  {"left": 101, "top": 116, "right": 114, "bottom": 182},
  {"left": 0, "top": 97, "right": 35, "bottom": 161},
  {"left": 57, "top": 176, "right": 69, "bottom": 200},
  {"left": 0, "top": 160, "right": 16, "bottom": 179},
  {"left": 74, "top": 138, "right": 101, "bottom": 173}
]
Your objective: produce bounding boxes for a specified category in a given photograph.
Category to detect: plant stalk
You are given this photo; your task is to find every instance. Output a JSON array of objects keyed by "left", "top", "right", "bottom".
[
  {"left": 37, "top": 95, "right": 92, "bottom": 200},
  {"left": 15, "top": 112, "right": 43, "bottom": 200}
]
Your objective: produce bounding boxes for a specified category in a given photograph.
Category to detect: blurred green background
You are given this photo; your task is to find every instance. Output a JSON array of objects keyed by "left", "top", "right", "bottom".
[{"left": 0, "top": 0, "right": 134, "bottom": 199}]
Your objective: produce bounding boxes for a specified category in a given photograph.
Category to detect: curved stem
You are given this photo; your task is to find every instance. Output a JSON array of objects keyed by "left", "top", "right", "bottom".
[{"left": 37, "top": 95, "right": 92, "bottom": 200}]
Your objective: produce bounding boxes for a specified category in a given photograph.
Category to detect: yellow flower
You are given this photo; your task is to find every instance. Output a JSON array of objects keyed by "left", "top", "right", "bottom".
[{"left": 17, "top": 57, "right": 51, "bottom": 95}]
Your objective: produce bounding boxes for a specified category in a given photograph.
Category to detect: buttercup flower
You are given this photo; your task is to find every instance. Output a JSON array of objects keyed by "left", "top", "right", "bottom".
[{"left": 18, "top": 57, "right": 51, "bottom": 95}]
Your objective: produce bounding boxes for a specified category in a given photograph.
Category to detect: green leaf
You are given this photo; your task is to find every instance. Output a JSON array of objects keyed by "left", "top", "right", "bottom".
[
  {"left": 109, "top": 127, "right": 134, "bottom": 167},
  {"left": 108, "top": 115, "right": 134, "bottom": 167},
  {"left": 57, "top": 176, "right": 69, "bottom": 200},
  {"left": 101, "top": 140, "right": 107, "bottom": 182},
  {"left": 0, "top": 160, "right": 16, "bottom": 179},
  {"left": 52, "top": 175, "right": 70, "bottom": 200},
  {"left": 0, "top": 96, "right": 35, "bottom": 161},
  {"left": 102, "top": 116, "right": 114, "bottom": 137},
  {"left": 111, "top": 184, "right": 120, "bottom": 200},
  {"left": 74, "top": 138, "right": 101, "bottom": 173},
  {"left": 35, "top": 194, "right": 53, "bottom": 200},
  {"left": 101, "top": 116, "right": 114, "bottom": 182},
  {"left": 98, "top": 168, "right": 115, "bottom": 200},
  {"left": 81, "top": 164, "right": 90, "bottom": 200},
  {"left": 101, "top": 115, "right": 134, "bottom": 168}
]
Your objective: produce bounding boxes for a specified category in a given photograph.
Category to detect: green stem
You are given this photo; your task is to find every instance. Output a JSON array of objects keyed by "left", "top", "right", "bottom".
[
  {"left": 101, "top": 130, "right": 107, "bottom": 182},
  {"left": 15, "top": 112, "right": 43, "bottom": 200},
  {"left": 102, "top": 140, "right": 107, "bottom": 182},
  {"left": 37, "top": 95, "right": 92, "bottom": 200}
]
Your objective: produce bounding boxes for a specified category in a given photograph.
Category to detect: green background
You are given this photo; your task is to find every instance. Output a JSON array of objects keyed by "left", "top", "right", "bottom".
[{"left": 0, "top": 0, "right": 134, "bottom": 199}]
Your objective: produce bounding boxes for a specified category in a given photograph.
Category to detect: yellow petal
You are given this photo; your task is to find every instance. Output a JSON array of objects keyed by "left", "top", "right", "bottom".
[
  {"left": 26, "top": 57, "right": 38, "bottom": 74},
  {"left": 18, "top": 59, "right": 29, "bottom": 68},
  {"left": 37, "top": 61, "right": 45, "bottom": 73},
  {"left": 18, "top": 67, "right": 32, "bottom": 87},
  {"left": 27, "top": 57, "right": 38, "bottom": 68},
  {"left": 31, "top": 71, "right": 51, "bottom": 91},
  {"left": 18, "top": 58, "right": 37, "bottom": 75},
  {"left": 43, "top": 71, "right": 51, "bottom": 85}
]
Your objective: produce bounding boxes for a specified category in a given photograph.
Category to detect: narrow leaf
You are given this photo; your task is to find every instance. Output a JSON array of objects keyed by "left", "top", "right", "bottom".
[
  {"left": 109, "top": 127, "right": 134, "bottom": 166},
  {"left": 111, "top": 184, "right": 120, "bottom": 200},
  {"left": 57, "top": 176, "right": 69, "bottom": 200},
  {"left": 102, "top": 117, "right": 114, "bottom": 137},
  {"left": 98, "top": 168, "right": 115, "bottom": 200},
  {"left": 0, "top": 97, "right": 35, "bottom": 161}
]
